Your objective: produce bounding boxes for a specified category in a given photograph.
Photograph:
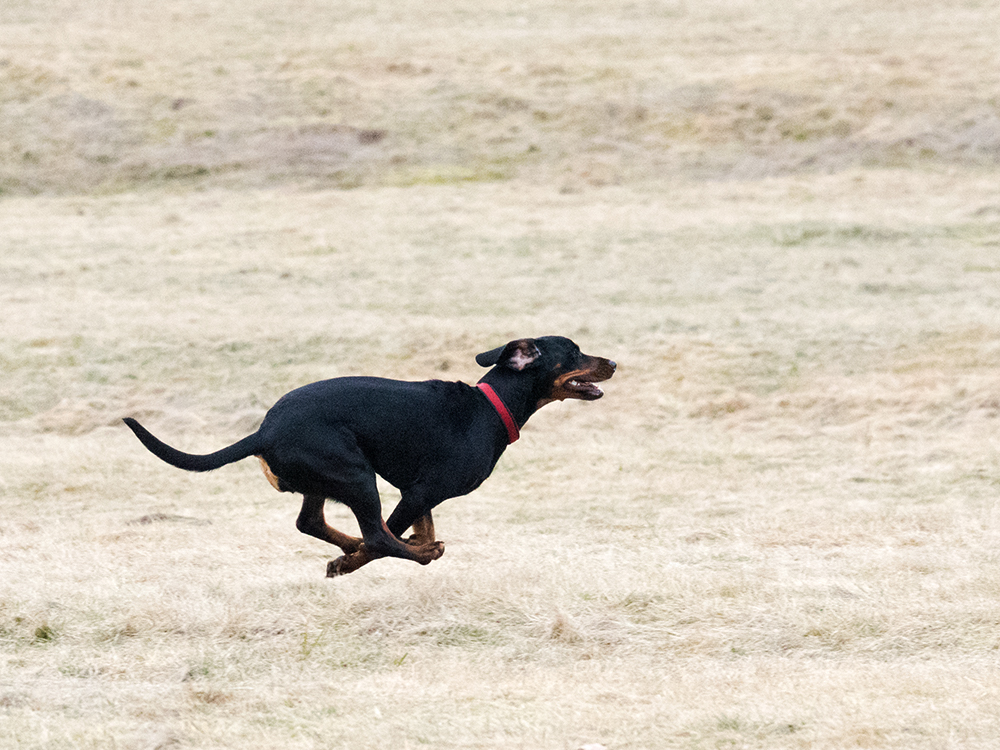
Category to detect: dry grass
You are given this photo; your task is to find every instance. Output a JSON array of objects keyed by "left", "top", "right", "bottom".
[
  {"left": 3, "top": 0, "right": 1000, "bottom": 193},
  {"left": 3, "top": 1, "right": 1000, "bottom": 748}
]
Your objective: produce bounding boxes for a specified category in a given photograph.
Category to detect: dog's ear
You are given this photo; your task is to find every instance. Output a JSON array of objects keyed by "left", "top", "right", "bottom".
[
  {"left": 475, "top": 346, "right": 505, "bottom": 367},
  {"left": 476, "top": 339, "right": 541, "bottom": 370}
]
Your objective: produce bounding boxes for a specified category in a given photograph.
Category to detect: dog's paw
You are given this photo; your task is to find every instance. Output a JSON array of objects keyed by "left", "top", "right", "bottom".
[
  {"left": 328, "top": 547, "right": 375, "bottom": 577},
  {"left": 327, "top": 554, "right": 365, "bottom": 577},
  {"left": 326, "top": 557, "right": 347, "bottom": 577},
  {"left": 416, "top": 541, "right": 445, "bottom": 565}
]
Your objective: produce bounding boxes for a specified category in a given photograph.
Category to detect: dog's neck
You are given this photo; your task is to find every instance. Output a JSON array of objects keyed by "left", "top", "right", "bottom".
[
  {"left": 476, "top": 371, "right": 541, "bottom": 431},
  {"left": 476, "top": 383, "right": 519, "bottom": 443}
]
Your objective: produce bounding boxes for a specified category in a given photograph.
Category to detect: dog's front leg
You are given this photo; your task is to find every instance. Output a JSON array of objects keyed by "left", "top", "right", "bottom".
[
  {"left": 327, "top": 539, "right": 444, "bottom": 577},
  {"left": 406, "top": 512, "right": 436, "bottom": 546},
  {"left": 386, "top": 492, "right": 445, "bottom": 558},
  {"left": 326, "top": 514, "right": 444, "bottom": 577}
]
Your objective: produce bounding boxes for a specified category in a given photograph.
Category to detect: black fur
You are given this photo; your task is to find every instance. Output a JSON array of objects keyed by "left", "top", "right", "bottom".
[{"left": 124, "top": 335, "right": 615, "bottom": 576}]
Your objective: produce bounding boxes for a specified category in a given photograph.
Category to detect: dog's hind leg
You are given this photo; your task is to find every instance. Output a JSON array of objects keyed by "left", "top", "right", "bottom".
[
  {"left": 326, "top": 513, "right": 438, "bottom": 577},
  {"left": 295, "top": 494, "right": 363, "bottom": 554},
  {"left": 326, "top": 517, "right": 444, "bottom": 577},
  {"left": 324, "top": 474, "right": 444, "bottom": 577}
]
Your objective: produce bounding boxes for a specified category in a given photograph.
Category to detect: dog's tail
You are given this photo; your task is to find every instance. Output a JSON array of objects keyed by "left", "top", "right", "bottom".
[{"left": 123, "top": 417, "right": 263, "bottom": 472}]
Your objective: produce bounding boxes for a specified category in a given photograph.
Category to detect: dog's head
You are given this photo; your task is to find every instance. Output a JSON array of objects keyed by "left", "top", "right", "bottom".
[{"left": 476, "top": 336, "right": 616, "bottom": 407}]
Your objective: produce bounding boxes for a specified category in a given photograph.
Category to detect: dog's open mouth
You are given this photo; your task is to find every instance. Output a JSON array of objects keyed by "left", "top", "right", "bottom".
[
  {"left": 565, "top": 377, "right": 606, "bottom": 400},
  {"left": 555, "top": 363, "right": 615, "bottom": 401},
  {"left": 540, "top": 356, "right": 616, "bottom": 406}
]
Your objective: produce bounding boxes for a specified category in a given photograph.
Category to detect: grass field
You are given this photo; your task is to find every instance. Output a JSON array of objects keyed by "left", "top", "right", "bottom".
[{"left": 3, "top": 1, "right": 1000, "bottom": 748}]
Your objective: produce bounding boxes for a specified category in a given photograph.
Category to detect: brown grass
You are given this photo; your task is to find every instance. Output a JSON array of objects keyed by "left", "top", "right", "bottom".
[
  {"left": 3, "top": 1, "right": 1000, "bottom": 748},
  {"left": 3, "top": 0, "right": 1000, "bottom": 193}
]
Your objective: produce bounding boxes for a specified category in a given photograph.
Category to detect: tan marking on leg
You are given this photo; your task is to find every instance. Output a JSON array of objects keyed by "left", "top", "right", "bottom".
[
  {"left": 258, "top": 456, "right": 282, "bottom": 491},
  {"left": 407, "top": 513, "right": 436, "bottom": 546}
]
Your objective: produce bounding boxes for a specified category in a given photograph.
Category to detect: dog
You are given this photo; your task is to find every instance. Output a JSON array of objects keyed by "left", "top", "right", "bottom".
[{"left": 124, "top": 336, "right": 615, "bottom": 576}]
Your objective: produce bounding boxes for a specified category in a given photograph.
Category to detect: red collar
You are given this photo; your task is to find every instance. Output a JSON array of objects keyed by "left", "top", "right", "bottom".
[{"left": 477, "top": 383, "right": 520, "bottom": 444}]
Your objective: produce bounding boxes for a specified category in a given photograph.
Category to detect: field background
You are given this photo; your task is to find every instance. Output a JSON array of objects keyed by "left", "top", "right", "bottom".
[{"left": 2, "top": 1, "right": 1000, "bottom": 748}]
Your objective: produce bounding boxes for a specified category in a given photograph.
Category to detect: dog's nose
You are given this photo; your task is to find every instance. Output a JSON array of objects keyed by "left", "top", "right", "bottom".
[{"left": 609, "top": 360, "right": 617, "bottom": 371}]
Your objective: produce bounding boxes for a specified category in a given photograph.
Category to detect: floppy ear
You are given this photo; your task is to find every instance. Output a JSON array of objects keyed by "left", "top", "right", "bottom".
[
  {"left": 475, "top": 346, "right": 506, "bottom": 367},
  {"left": 475, "top": 339, "right": 541, "bottom": 370}
]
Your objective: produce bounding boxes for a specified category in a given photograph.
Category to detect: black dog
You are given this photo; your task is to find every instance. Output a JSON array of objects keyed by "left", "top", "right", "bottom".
[{"left": 124, "top": 336, "right": 615, "bottom": 576}]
